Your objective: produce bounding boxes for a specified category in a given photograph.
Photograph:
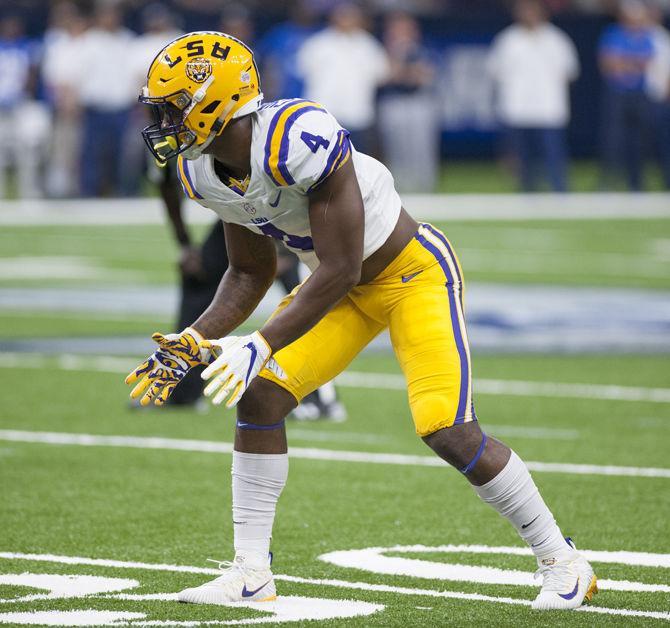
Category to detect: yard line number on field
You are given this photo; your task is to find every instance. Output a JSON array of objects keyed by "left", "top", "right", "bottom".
[{"left": 0, "top": 549, "right": 668, "bottom": 624}]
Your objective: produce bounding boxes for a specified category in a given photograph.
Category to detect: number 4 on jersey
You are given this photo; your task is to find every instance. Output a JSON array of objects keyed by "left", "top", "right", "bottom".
[{"left": 301, "top": 131, "right": 330, "bottom": 153}]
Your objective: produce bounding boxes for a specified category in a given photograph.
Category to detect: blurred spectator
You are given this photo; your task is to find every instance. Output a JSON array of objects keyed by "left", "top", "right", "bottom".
[
  {"left": 132, "top": 3, "right": 182, "bottom": 77},
  {"left": 257, "top": 0, "right": 319, "bottom": 100},
  {"left": 598, "top": 0, "right": 654, "bottom": 190},
  {"left": 42, "top": 3, "right": 88, "bottom": 198},
  {"left": 488, "top": 0, "right": 579, "bottom": 192},
  {"left": 646, "top": 6, "right": 670, "bottom": 188},
  {"left": 378, "top": 12, "right": 439, "bottom": 192},
  {"left": 220, "top": 3, "right": 255, "bottom": 45},
  {"left": 298, "top": 2, "right": 389, "bottom": 154},
  {"left": 0, "top": 14, "right": 49, "bottom": 198},
  {"left": 77, "top": 4, "right": 137, "bottom": 197},
  {"left": 123, "top": 3, "right": 182, "bottom": 195}
]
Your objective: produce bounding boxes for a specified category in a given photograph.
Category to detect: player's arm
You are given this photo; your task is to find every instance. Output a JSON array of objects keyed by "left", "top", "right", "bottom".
[
  {"left": 191, "top": 222, "right": 277, "bottom": 339},
  {"left": 125, "top": 222, "right": 276, "bottom": 406},
  {"left": 200, "top": 159, "right": 364, "bottom": 408},
  {"left": 260, "top": 158, "right": 364, "bottom": 351}
]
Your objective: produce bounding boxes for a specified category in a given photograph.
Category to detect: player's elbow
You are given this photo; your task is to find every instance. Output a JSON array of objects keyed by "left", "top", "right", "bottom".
[{"left": 333, "top": 262, "right": 361, "bottom": 290}]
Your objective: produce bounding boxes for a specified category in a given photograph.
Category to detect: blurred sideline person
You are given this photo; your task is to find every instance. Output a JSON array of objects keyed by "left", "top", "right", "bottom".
[
  {"left": 257, "top": 0, "right": 319, "bottom": 100},
  {"left": 378, "top": 12, "right": 439, "bottom": 193},
  {"left": 598, "top": 0, "right": 654, "bottom": 191},
  {"left": 0, "top": 14, "right": 49, "bottom": 199},
  {"left": 488, "top": 0, "right": 579, "bottom": 192},
  {"left": 127, "top": 32, "right": 597, "bottom": 611},
  {"left": 78, "top": 4, "right": 137, "bottom": 196},
  {"left": 123, "top": 3, "right": 183, "bottom": 196},
  {"left": 42, "top": 3, "right": 88, "bottom": 198},
  {"left": 298, "top": 2, "right": 389, "bottom": 155},
  {"left": 646, "top": 7, "right": 670, "bottom": 189}
]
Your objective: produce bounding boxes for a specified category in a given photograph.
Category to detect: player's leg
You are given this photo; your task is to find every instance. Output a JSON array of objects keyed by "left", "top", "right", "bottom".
[
  {"left": 388, "top": 224, "right": 596, "bottom": 610},
  {"left": 179, "top": 290, "right": 383, "bottom": 605}
]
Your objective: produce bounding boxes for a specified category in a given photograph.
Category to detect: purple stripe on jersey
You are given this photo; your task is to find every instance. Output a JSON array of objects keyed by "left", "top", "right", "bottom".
[
  {"left": 308, "top": 130, "right": 351, "bottom": 192},
  {"left": 415, "top": 232, "right": 470, "bottom": 424},
  {"left": 181, "top": 159, "right": 203, "bottom": 199},
  {"left": 263, "top": 99, "right": 321, "bottom": 187},
  {"left": 424, "top": 223, "right": 464, "bottom": 308},
  {"left": 263, "top": 100, "right": 299, "bottom": 186},
  {"left": 276, "top": 105, "right": 324, "bottom": 185}
]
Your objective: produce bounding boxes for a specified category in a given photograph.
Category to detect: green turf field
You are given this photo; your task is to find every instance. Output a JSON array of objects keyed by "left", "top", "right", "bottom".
[
  {"left": 1, "top": 212, "right": 669, "bottom": 625},
  {"left": 1, "top": 217, "right": 669, "bottom": 292},
  {"left": 1, "top": 351, "right": 669, "bottom": 626}
]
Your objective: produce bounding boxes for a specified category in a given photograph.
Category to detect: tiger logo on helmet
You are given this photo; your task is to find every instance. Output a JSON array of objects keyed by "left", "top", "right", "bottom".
[
  {"left": 185, "top": 57, "right": 213, "bottom": 83},
  {"left": 139, "top": 32, "right": 262, "bottom": 163}
]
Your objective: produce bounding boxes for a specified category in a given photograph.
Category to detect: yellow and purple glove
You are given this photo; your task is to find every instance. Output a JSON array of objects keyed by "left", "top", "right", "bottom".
[
  {"left": 125, "top": 327, "right": 210, "bottom": 406},
  {"left": 201, "top": 331, "right": 272, "bottom": 408}
]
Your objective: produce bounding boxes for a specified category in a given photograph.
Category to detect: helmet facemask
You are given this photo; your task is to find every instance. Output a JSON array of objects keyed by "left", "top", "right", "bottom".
[{"left": 139, "top": 90, "right": 197, "bottom": 163}]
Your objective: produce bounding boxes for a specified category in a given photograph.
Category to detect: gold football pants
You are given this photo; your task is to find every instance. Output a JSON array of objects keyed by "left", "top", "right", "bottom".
[{"left": 259, "top": 223, "right": 476, "bottom": 436}]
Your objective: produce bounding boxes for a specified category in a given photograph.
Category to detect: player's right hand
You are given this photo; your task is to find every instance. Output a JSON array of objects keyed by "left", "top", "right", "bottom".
[{"left": 125, "top": 327, "right": 209, "bottom": 406}]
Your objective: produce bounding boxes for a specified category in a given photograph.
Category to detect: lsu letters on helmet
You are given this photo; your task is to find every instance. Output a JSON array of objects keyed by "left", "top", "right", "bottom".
[{"left": 139, "top": 31, "right": 262, "bottom": 163}]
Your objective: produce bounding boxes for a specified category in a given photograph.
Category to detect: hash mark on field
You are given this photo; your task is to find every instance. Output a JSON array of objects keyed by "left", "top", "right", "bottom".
[
  {"left": 1, "top": 430, "right": 669, "bottom": 479},
  {"left": 0, "top": 552, "right": 668, "bottom": 622},
  {"left": 2, "top": 352, "right": 669, "bottom": 404}
]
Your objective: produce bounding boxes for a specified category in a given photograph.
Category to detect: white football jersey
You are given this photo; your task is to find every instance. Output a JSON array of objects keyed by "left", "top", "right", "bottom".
[{"left": 176, "top": 99, "right": 402, "bottom": 271}]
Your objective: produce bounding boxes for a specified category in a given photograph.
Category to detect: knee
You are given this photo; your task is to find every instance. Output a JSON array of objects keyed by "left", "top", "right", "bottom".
[
  {"left": 236, "top": 377, "right": 296, "bottom": 424},
  {"left": 422, "top": 421, "right": 484, "bottom": 470}
]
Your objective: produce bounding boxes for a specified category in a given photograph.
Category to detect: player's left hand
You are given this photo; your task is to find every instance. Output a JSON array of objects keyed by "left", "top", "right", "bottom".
[{"left": 201, "top": 331, "right": 272, "bottom": 408}]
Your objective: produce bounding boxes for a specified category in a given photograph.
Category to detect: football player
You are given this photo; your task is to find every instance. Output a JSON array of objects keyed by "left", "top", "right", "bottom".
[{"left": 127, "top": 32, "right": 597, "bottom": 610}]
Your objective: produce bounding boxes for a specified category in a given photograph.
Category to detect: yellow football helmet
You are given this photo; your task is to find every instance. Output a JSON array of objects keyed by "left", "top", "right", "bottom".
[{"left": 139, "top": 31, "right": 262, "bottom": 163}]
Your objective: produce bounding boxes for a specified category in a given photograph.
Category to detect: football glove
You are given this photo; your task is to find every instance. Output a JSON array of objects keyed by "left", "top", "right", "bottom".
[
  {"left": 125, "top": 327, "right": 210, "bottom": 406},
  {"left": 201, "top": 331, "right": 272, "bottom": 408}
]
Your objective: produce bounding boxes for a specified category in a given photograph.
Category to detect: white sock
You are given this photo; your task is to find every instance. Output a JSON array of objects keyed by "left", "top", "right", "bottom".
[
  {"left": 232, "top": 451, "right": 288, "bottom": 567},
  {"left": 474, "top": 450, "right": 570, "bottom": 560}
]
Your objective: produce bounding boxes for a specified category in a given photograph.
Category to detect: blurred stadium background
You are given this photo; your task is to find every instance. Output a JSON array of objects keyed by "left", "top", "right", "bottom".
[{"left": 1, "top": 0, "right": 669, "bottom": 625}]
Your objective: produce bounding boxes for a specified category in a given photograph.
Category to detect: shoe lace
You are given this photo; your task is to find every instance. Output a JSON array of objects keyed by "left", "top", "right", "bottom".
[
  {"left": 534, "top": 562, "right": 575, "bottom": 592},
  {"left": 206, "top": 558, "right": 244, "bottom": 584}
]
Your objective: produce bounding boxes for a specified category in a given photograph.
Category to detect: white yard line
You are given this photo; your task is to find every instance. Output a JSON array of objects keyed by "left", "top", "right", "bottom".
[
  {"left": 1, "top": 352, "right": 669, "bottom": 404},
  {"left": 0, "top": 552, "right": 667, "bottom": 622},
  {"left": 0, "top": 430, "right": 668, "bottom": 479},
  {"left": 335, "top": 370, "right": 670, "bottom": 404},
  {"left": 1, "top": 194, "right": 669, "bottom": 226}
]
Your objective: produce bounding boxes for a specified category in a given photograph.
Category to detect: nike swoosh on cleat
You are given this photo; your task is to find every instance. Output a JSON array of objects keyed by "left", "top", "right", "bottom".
[
  {"left": 521, "top": 515, "right": 540, "bottom": 529},
  {"left": 401, "top": 270, "right": 423, "bottom": 283},
  {"left": 558, "top": 578, "right": 580, "bottom": 600},
  {"left": 269, "top": 191, "right": 282, "bottom": 207},
  {"left": 242, "top": 580, "right": 271, "bottom": 598}
]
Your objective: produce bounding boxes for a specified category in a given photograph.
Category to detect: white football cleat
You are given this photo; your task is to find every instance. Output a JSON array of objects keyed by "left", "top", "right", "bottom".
[
  {"left": 532, "top": 538, "right": 598, "bottom": 610},
  {"left": 178, "top": 555, "right": 276, "bottom": 605}
]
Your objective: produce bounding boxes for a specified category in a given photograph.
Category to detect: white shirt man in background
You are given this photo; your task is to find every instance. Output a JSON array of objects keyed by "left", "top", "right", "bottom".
[
  {"left": 76, "top": 3, "right": 137, "bottom": 196},
  {"left": 488, "top": 0, "right": 579, "bottom": 192},
  {"left": 42, "top": 2, "right": 88, "bottom": 197},
  {"left": 297, "top": 2, "right": 389, "bottom": 155}
]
